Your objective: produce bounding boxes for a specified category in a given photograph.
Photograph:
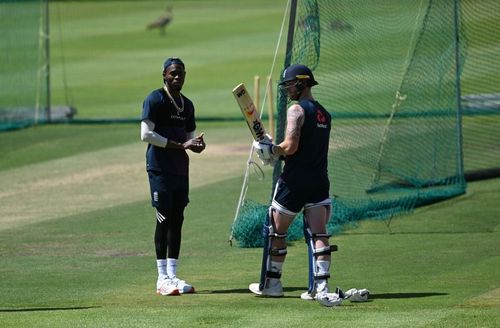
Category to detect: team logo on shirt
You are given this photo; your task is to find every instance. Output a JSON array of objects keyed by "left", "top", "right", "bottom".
[{"left": 316, "top": 109, "right": 328, "bottom": 128}]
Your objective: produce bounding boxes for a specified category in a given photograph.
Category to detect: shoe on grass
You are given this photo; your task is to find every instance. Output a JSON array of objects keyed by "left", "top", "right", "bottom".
[
  {"left": 249, "top": 279, "right": 283, "bottom": 297},
  {"left": 156, "top": 277, "right": 180, "bottom": 296},
  {"left": 170, "top": 276, "right": 195, "bottom": 294}
]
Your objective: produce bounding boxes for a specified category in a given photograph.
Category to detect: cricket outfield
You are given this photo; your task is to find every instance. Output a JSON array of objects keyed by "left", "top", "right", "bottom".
[
  {"left": 0, "top": 122, "right": 498, "bottom": 327},
  {"left": 0, "top": 0, "right": 499, "bottom": 326}
]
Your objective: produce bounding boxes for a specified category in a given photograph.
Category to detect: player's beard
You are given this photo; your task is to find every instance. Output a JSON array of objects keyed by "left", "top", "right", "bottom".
[
  {"left": 288, "top": 89, "right": 301, "bottom": 101},
  {"left": 167, "top": 81, "right": 183, "bottom": 94}
]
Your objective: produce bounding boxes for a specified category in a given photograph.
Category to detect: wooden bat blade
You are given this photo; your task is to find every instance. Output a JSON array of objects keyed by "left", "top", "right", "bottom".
[{"left": 232, "top": 83, "right": 267, "bottom": 141}]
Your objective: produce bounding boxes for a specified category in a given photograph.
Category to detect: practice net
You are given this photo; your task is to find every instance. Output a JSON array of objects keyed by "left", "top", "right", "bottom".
[
  {"left": 0, "top": 0, "right": 48, "bottom": 132},
  {"left": 231, "top": 0, "right": 499, "bottom": 247}
]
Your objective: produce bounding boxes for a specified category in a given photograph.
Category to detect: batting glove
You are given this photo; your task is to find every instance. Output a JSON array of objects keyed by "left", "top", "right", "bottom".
[
  {"left": 344, "top": 288, "right": 370, "bottom": 302},
  {"left": 252, "top": 140, "right": 278, "bottom": 166},
  {"left": 262, "top": 133, "right": 273, "bottom": 144}
]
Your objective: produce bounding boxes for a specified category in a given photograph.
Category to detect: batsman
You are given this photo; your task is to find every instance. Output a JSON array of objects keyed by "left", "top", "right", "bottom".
[{"left": 249, "top": 64, "right": 342, "bottom": 306}]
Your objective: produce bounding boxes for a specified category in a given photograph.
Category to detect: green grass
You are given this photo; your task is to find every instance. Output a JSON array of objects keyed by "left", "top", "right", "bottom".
[
  {"left": 4, "top": 0, "right": 500, "bottom": 123},
  {"left": 0, "top": 123, "right": 499, "bottom": 327},
  {"left": 1, "top": 1, "right": 499, "bottom": 326},
  {"left": 0, "top": 120, "right": 246, "bottom": 172},
  {"left": 49, "top": 0, "right": 288, "bottom": 119},
  {"left": 0, "top": 123, "right": 137, "bottom": 171}
]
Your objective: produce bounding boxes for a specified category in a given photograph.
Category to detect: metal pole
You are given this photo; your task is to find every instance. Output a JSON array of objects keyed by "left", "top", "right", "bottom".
[
  {"left": 272, "top": 0, "right": 298, "bottom": 185},
  {"left": 284, "top": 0, "right": 298, "bottom": 69},
  {"left": 44, "top": 0, "right": 51, "bottom": 122},
  {"left": 453, "top": 0, "right": 465, "bottom": 187}
]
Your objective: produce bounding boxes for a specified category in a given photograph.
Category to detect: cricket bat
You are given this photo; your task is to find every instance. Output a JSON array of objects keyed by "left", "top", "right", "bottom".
[{"left": 232, "top": 83, "right": 267, "bottom": 142}]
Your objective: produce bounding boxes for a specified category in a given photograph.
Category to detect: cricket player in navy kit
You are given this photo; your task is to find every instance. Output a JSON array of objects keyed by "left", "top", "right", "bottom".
[
  {"left": 141, "top": 57, "right": 205, "bottom": 296},
  {"left": 250, "top": 64, "right": 343, "bottom": 306}
]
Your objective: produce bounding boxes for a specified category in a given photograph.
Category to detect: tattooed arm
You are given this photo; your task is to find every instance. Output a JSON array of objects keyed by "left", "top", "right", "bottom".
[{"left": 272, "top": 104, "right": 304, "bottom": 156}]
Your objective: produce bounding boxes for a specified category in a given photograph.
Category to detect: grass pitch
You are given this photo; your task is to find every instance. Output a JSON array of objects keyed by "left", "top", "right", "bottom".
[{"left": 0, "top": 123, "right": 499, "bottom": 327}]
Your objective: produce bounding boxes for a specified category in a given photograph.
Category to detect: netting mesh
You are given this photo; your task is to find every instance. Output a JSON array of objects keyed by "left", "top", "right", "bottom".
[
  {"left": 0, "top": 0, "right": 48, "bottom": 131},
  {"left": 231, "top": 0, "right": 500, "bottom": 247},
  {"left": 460, "top": 0, "right": 500, "bottom": 178}
]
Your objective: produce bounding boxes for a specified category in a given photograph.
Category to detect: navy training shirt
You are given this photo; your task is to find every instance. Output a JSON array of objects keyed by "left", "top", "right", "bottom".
[
  {"left": 141, "top": 88, "right": 196, "bottom": 176},
  {"left": 281, "top": 99, "right": 331, "bottom": 186}
]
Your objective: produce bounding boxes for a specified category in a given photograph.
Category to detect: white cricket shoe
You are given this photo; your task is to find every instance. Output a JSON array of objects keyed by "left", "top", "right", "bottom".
[
  {"left": 169, "top": 276, "right": 195, "bottom": 294},
  {"left": 249, "top": 279, "right": 284, "bottom": 297},
  {"left": 344, "top": 288, "right": 370, "bottom": 302},
  {"left": 156, "top": 277, "right": 180, "bottom": 296},
  {"left": 300, "top": 291, "right": 315, "bottom": 301}
]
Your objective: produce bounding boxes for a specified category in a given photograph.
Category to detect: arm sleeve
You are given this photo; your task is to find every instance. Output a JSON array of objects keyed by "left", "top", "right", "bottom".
[{"left": 141, "top": 119, "right": 168, "bottom": 148}]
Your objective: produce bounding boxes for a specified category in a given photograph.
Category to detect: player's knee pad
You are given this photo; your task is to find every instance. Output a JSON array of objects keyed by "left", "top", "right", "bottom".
[
  {"left": 259, "top": 207, "right": 287, "bottom": 289},
  {"left": 305, "top": 231, "right": 336, "bottom": 275},
  {"left": 303, "top": 216, "right": 337, "bottom": 293},
  {"left": 303, "top": 202, "right": 336, "bottom": 258},
  {"left": 265, "top": 207, "right": 288, "bottom": 267}
]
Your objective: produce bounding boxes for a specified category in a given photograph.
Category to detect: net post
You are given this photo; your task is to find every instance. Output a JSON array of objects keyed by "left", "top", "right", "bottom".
[
  {"left": 254, "top": 75, "right": 260, "bottom": 112},
  {"left": 43, "top": 0, "right": 51, "bottom": 123},
  {"left": 453, "top": 0, "right": 465, "bottom": 187},
  {"left": 266, "top": 75, "right": 274, "bottom": 140},
  {"left": 272, "top": 0, "right": 298, "bottom": 188}
]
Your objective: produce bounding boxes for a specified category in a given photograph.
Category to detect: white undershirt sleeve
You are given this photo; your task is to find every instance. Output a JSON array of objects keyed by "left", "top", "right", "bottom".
[{"left": 141, "top": 119, "right": 168, "bottom": 148}]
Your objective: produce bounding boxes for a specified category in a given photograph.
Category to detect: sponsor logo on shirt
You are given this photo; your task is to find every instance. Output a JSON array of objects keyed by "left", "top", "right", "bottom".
[
  {"left": 316, "top": 109, "right": 328, "bottom": 128},
  {"left": 171, "top": 114, "right": 186, "bottom": 121}
]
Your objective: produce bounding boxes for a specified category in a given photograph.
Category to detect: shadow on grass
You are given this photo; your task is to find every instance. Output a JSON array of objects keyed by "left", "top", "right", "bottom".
[
  {"left": 0, "top": 306, "right": 101, "bottom": 313},
  {"left": 202, "top": 286, "right": 307, "bottom": 294},
  {"left": 200, "top": 288, "right": 448, "bottom": 300},
  {"left": 370, "top": 292, "right": 448, "bottom": 299},
  {"left": 343, "top": 231, "right": 490, "bottom": 235}
]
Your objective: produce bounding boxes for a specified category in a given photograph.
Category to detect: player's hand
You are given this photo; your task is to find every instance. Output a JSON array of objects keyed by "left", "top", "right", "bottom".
[
  {"left": 253, "top": 140, "right": 273, "bottom": 160},
  {"left": 253, "top": 140, "right": 278, "bottom": 166},
  {"left": 185, "top": 133, "right": 206, "bottom": 153}
]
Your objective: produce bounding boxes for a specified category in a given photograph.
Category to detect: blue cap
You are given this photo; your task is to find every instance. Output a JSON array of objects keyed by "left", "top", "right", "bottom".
[
  {"left": 279, "top": 64, "right": 318, "bottom": 86},
  {"left": 163, "top": 57, "right": 184, "bottom": 70}
]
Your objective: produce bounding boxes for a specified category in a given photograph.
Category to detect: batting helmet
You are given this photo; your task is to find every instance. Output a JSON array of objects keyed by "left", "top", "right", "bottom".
[{"left": 279, "top": 64, "right": 318, "bottom": 87}]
